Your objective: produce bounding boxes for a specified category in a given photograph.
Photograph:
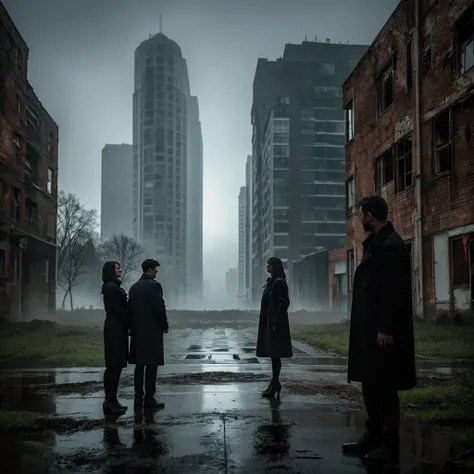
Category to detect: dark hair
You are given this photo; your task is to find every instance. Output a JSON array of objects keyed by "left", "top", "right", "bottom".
[
  {"left": 358, "top": 195, "right": 388, "bottom": 221},
  {"left": 101, "top": 261, "right": 120, "bottom": 293},
  {"left": 142, "top": 258, "right": 160, "bottom": 273},
  {"left": 267, "top": 257, "right": 286, "bottom": 280}
]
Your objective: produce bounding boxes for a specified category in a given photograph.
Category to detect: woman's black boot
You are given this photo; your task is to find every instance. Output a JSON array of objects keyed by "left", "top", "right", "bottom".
[{"left": 262, "top": 380, "right": 282, "bottom": 399}]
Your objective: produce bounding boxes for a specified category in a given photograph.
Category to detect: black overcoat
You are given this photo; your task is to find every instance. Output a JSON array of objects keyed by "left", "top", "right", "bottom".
[
  {"left": 347, "top": 222, "right": 417, "bottom": 390},
  {"left": 256, "top": 277, "right": 293, "bottom": 358},
  {"left": 102, "top": 280, "right": 129, "bottom": 368},
  {"left": 128, "top": 274, "right": 169, "bottom": 366}
]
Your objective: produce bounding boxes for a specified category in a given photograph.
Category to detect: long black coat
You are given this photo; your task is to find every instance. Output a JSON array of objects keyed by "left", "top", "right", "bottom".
[
  {"left": 128, "top": 274, "right": 169, "bottom": 366},
  {"left": 347, "top": 222, "right": 416, "bottom": 390},
  {"left": 102, "top": 280, "right": 129, "bottom": 368},
  {"left": 256, "top": 277, "right": 293, "bottom": 358}
]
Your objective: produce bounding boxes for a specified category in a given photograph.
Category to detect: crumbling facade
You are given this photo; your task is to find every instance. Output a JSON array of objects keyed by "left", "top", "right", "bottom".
[
  {"left": 344, "top": 0, "right": 474, "bottom": 320},
  {"left": 0, "top": 4, "right": 58, "bottom": 319}
]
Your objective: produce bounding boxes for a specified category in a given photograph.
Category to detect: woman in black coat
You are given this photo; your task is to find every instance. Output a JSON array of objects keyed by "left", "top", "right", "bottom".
[
  {"left": 256, "top": 257, "right": 292, "bottom": 399},
  {"left": 102, "top": 261, "right": 129, "bottom": 414}
]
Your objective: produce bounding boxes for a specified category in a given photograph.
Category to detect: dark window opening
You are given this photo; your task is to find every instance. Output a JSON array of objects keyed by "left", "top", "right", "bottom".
[
  {"left": 396, "top": 138, "right": 413, "bottom": 191},
  {"left": 0, "top": 248, "right": 5, "bottom": 276},
  {"left": 406, "top": 39, "right": 413, "bottom": 91},
  {"left": 375, "top": 149, "right": 394, "bottom": 195},
  {"left": 456, "top": 9, "right": 474, "bottom": 74},
  {"left": 434, "top": 110, "right": 452, "bottom": 174},
  {"left": 377, "top": 59, "right": 394, "bottom": 113},
  {"left": 25, "top": 198, "right": 37, "bottom": 224},
  {"left": 452, "top": 238, "right": 470, "bottom": 286},
  {"left": 423, "top": 35, "right": 432, "bottom": 75},
  {"left": 9, "top": 247, "right": 18, "bottom": 279},
  {"left": 10, "top": 187, "right": 20, "bottom": 221}
]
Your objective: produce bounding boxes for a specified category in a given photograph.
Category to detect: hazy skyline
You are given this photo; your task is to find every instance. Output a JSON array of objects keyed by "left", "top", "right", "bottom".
[{"left": 3, "top": 0, "right": 399, "bottom": 290}]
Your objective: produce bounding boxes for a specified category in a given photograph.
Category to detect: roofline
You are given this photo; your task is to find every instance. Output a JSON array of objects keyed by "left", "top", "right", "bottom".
[
  {"left": 1, "top": 2, "right": 29, "bottom": 50},
  {"left": 343, "top": 0, "right": 401, "bottom": 88}
]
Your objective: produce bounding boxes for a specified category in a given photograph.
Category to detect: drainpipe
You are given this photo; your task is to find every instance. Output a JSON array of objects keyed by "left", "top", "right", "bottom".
[{"left": 414, "top": 0, "right": 425, "bottom": 319}]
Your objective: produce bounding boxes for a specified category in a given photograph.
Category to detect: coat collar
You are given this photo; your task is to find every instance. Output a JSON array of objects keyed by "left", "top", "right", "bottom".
[{"left": 362, "top": 221, "right": 395, "bottom": 250}]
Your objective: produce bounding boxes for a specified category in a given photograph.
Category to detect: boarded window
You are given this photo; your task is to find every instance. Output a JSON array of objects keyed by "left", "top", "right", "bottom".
[{"left": 451, "top": 238, "right": 470, "bottom": 286}]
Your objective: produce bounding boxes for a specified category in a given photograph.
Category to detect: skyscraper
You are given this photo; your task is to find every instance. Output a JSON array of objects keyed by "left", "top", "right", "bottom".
[
  {"left": 238, "top": 186, "right": 246, "bottom": 302},
  {"left": 101, "top": 144, "right": 133, "bottom": 240},
  {"left": 133, "top": 33, "right": 202, "bottom": 305},
  {"left": 244, "top": 155, "right": 253, "bottom": 304},
  {"left": 250, "top": 40, "right": 367, "bottom": 302}
]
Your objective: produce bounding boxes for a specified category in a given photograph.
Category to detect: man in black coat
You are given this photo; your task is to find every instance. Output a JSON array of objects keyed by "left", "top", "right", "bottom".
[
  {"left": 128, "top": 259, "right": 169, "bottom": 409},
  {"left": 343, "top": 195, "right": 416, "bottom": 463}
]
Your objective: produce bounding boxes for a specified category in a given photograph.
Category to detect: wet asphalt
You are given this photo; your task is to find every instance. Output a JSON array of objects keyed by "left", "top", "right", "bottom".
[{"left": 0, "top": 324, "right": 460, "bottom": 473}]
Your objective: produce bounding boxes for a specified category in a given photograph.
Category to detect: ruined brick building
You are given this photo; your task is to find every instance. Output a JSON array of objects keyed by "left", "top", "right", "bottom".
[
  {"left": 0, "top": 3, "right": 58, "bottom": 319},
  {"left": 344, "top": 0, "right": 474, "bottom": 320}
]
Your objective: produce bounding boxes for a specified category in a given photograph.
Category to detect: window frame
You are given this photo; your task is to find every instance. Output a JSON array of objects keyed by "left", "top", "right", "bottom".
[
  {"left": 433, "top": 109, "right": 453, "bottom": 176},
  {"left": 346, "top": 177, "right": 355, "bottom": 213},
  {"left": 376, "top": 57, "right": 395, "bottom": 114},
  {"left": 345, "top": 100, "right": 354, "bottom": 142},
  {"left": 395, "top": 137, "right": 413, "bottom": 192}
]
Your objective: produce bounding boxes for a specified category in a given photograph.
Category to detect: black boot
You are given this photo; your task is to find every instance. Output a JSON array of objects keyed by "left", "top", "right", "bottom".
[
  {"left": 144, "top": 397, "right": 165, "bottom": 410},
  {"left": 342, "top": 430, "right": 380, "bottom": 454},
  {"left": 261, "top": 380, "right": 281, "bottom": 399},
  {"left": 261, "top": 381, "right": 273, "bottom": 395},
  {"left": 365, "top": 430, "right": 399, "bottom": 463},
  {"left": 103, "top": 397, "right": 127, "bottom": 414}
]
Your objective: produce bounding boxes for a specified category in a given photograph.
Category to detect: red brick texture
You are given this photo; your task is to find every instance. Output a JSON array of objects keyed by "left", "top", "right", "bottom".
[{"left": 343, "top": 0, "right": 474, "bottom": 319}]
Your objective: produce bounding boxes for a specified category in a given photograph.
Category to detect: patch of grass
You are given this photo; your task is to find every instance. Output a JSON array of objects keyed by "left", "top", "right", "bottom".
[
  {"left": 0, "top": 325, "right": 103, "bottom": 368},
  {"left": 293, "top": 322, "right": 474, "bottom": 360},
  {"left": 0, "top": 411, "right": 29, "bottom": 432},
  {"left": 401, "top": 374, "right": 474, "bottom": 423}
]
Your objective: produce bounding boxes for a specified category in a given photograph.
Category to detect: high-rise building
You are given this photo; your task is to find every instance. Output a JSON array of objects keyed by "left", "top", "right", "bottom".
[
  {"left": 133, "top": 33, "right": 202, "bottom": 305},
  {"left": 238, "top": 186, "right": 246, "bottom": 302},
  {"left": 250, "top": 40, "right": 367, "bottom": 302},
  {"left": 225, "top": 267, "right": 238, "bottom": 307},
  {"left": 101, "top": 144, "right": 133, "bottom": 240},
  {"left": 244, "top": 155, "right": 253, "bottom": 304},
  {"left": 186, "top": 96, "right": 203, "bottom": 302}
]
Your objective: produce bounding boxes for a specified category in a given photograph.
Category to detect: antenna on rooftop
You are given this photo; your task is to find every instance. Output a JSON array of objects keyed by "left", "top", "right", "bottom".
[{"left": 159, "top": 14, "right": 163, "bottom": 33}]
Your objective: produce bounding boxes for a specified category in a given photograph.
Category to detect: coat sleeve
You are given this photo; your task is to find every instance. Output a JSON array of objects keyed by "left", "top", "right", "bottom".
[
  {"left": 377, "top": 245, "right": 406, "bottom": 335},
  {"left": 151, "top": 283, "right": 169, "bottom": 331},
  {"left": 103, "top": 284, "right": 127, "bottom": 324},
  {"left": 272, "top": 279, "right": 290, "bottom": 326}
]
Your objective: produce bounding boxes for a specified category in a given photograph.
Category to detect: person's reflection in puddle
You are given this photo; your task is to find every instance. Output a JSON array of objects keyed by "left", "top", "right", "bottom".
[
  {"left": 103, "top": 413, "right": 126, "bottom": 450},
  {"left": 132, "top": 407, "right": 168, "bottom": 457},
  {"left": 254, "top": 398, "right": 290, "bottom": 458},
  {"left": 360, "top": 457, "right": 401, "bottom": 474}
]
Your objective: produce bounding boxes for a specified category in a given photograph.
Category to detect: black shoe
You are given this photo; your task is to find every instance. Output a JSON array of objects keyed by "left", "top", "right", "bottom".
[
  {"left": 261, "top": 381, "right": 273, "bottom": 395},
  {"left": 144, "top": 398, "right": 165, "bottom": 410},
  {"left": 103, "top": 399, "right": 127, "bottom": 414},
  {"left": 112, "top": 398, "right": 128, "bottom": 411},
  {"left": 261, "top": 381, "right": 281, "bottom": 399},
  {"left": 365, "top": 432, "right": 399, "bottom": 464},
  {"left": 342, "top": 431, "right": 380, "bottom": 454}
]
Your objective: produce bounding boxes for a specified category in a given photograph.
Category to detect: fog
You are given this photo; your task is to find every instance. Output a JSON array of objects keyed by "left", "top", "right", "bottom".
[{"left": 3, "top": 0, "right": 398, "bottom": 311}]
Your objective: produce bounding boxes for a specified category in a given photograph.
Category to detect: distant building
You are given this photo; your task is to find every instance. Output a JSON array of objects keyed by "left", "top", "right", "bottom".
[
  {"left": 0, "top": 3, "right": 59, "bottom": 319},
  {"left": 225, "top": 267, "right": 238, "bottom": 307},
  {"left": 100, "top": 144, "right": 133, "bottom": 240},
  {"left": 132, "top": 33, "right": 203, "bottom": 305},
  {"left": 250, "top": 40, "right": 367, "bottom": 303},
  {"left": 244, "top": 155, "right": 253, "bottom": 303},
  {"left": 186, "top": 96, "right": 204, "bottom": 302},
  {"left": 238, "top": 187, "right": 246, "bottom": 302},
  {"left": 343, "top": 0, "right": 474, "bottom": 320}
]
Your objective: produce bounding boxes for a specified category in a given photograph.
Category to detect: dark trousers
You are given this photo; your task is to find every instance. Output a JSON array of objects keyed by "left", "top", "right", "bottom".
[
  {"left": 104, "top": 366, "right": 123, "bottom": 401},
  {"left": 362, "top": 383, "right": 400, "bottom": 436},
  {"left": 134, "top": 365, "right": 158, "bottom": 399}
]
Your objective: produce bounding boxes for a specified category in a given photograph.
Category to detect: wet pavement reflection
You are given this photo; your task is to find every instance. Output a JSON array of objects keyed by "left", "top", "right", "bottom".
[{"left": 0, "top": 326, "right": 464, "bottom": 473}]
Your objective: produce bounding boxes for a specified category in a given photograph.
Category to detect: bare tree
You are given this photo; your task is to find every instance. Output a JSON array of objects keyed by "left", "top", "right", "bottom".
[
  {"left": 99, "top": 234, "right": 143, "bottom": 285},
  {"left": 57, "top": 191, "right": 97, "bottom": 309}
]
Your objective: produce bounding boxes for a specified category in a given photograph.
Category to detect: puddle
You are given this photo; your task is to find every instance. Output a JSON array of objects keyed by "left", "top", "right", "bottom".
[
  {"left": 212, "top": 348, "right": 229, "bottom": 352},
  {"left": 185, "top": 355, "right": 207, "bottom": 360}
]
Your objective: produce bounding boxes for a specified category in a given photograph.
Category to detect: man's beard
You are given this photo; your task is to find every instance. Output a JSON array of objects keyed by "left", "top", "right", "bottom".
[{"left": 362, "top": 221, "right": 373, "bottom": 232}]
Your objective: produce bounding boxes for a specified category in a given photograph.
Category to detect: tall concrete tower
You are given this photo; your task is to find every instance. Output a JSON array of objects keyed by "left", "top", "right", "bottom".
[{"left": 133, "top": 33, "right": 203, "bottom": 305}]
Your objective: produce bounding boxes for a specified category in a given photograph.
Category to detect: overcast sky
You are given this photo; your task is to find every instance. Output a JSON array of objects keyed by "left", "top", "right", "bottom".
[{"left": 4, "top": 0, "right": 398, "bottom": 289}]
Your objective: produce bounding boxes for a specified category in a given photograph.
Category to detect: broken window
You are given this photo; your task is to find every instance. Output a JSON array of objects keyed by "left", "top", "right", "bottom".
[
  {"left": 10, "top": 187, "right": 20, "bottom": 221},
  {"left": 13, "top": 135, "right": 21, "bottom": 166},
  {"left": 434, "top": 110, "right": 452, "bottom": 174},
  {"left": 345, "top": 100, "right": 354, "bottom": 141},
  {"left": 375, "top": 148, "right": 394, "bottom": 195},
  {"left": 377, "top": 59, "right": 394, "bottom": 113},
  {"left": 423, "top": 35, "right": 432, "bottom": 74},
  {"left": 451, "top": 238, "right": 470, "bottom": 286},
  {"left": 406, "top": 39, "right": 413, "bottom": 91},
  {"left": 456, "top": 9, "right": 474, "bottom": 74},
  {"left": 47, "top": 168, "right": 53, "bottom": 194},
  {"left": 346, "top": 177, "right": 355, "bottom": 212},
  {"left": 396, "top": 138, "right": 413, "bottom": 191}
]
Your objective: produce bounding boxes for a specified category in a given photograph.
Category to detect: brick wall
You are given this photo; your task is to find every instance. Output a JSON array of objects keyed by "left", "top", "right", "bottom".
[{"left": 343, "top": 0, "right": 474, "bottom": 319}]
